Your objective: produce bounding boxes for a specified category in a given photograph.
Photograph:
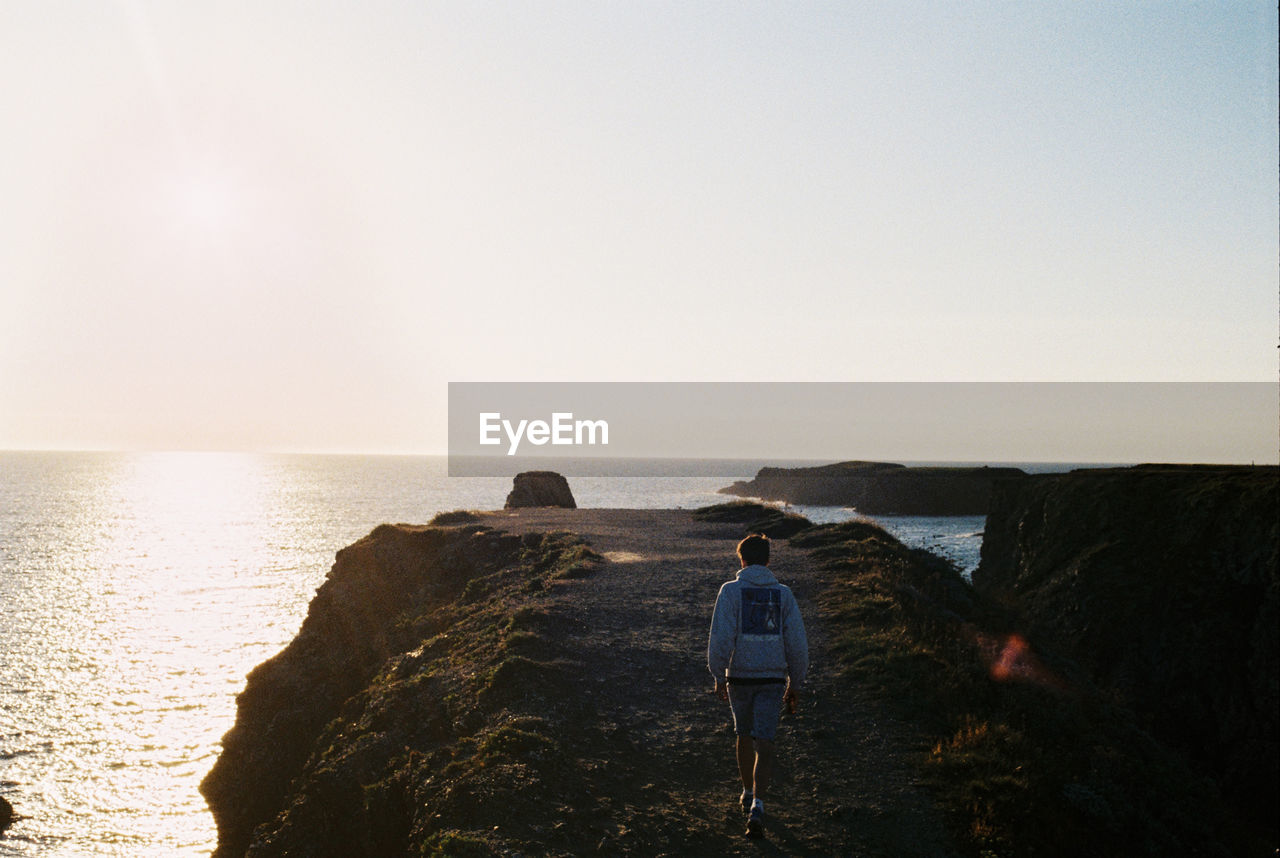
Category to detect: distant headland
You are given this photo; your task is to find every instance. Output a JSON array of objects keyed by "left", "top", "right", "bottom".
[{"left": 718, "top": 460, "right": 1027, "bottom": 514}]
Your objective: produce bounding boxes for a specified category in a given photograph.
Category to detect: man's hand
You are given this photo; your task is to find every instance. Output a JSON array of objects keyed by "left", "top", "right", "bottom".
[
  {"left": 784, "top": 683, "right": 800, "bottom": 714},
  {"left": 715, "top": 679, "right": 728, "bottom": 701}
]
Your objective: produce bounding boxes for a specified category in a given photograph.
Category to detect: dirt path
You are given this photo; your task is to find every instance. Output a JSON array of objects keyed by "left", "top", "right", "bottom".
[{"left": 477, "top": 508, "right": 957, "bottom": 857}]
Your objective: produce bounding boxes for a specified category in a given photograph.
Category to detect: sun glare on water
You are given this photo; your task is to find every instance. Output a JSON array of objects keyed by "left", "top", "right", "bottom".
[
  {"left": 0, "top": 453, "right": 325, "bottom": 856},
  {"left": 84, "top": 453, "right": 275, "bottom": 853}
]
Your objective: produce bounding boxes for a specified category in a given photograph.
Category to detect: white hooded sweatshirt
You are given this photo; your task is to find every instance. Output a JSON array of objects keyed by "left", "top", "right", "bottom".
[{"left": 707, "top": 564, "right": 809, "bottom": 685}]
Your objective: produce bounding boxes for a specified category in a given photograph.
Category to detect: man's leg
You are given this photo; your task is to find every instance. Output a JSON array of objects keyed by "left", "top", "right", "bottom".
[
  {"left": 746, "top": 684, "right": 784, "bottom": 837},
  {"left": 751, "top": 738, "right": 776, "bottom": 799},
  {"left": 736, "top": 735, "right": 755, "bottom": 792},
  {"left": 744, "top": 737, "right": 774, "bottom": 838},
  {"left": 728, "top": 685, "right": 756, "bottom": 809}
]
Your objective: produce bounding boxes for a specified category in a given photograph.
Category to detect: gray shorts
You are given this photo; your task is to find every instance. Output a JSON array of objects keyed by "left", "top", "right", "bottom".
[{"left": 727, "top": 682, "right": 786, "bottom": 741}]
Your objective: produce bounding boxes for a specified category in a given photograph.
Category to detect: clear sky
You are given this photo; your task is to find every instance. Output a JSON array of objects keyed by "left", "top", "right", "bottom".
[{"left": 1, "top": 2, "right": 1276, "bottom": 455}]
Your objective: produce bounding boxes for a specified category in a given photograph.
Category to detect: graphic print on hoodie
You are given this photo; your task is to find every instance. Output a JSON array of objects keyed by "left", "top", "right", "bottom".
[{"left": 742, "top": 588, "right": 781, "bottom": 636}]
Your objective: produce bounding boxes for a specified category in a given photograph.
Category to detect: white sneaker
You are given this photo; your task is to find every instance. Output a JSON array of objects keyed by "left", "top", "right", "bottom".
[{"left": 745, "top": 801, "right": 764, "bottom": 838}]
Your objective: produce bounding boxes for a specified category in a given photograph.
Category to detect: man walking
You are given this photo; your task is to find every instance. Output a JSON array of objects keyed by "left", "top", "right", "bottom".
[{"left": 707, "top": 532, "right": 809, "bottom": 838}]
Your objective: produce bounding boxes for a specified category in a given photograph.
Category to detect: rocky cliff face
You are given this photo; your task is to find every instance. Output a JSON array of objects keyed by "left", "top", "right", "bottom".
[
  {"left": 719, "top": 461, "right": 1026, "bottom": 514},
  {"left": 974, "top": 465, "right": 1279, "bottom": 826}
]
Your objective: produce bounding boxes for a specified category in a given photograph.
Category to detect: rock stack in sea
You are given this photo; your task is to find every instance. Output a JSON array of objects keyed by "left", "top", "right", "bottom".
[{"left": 503, "top": 471, "right": 576, "bottom": 508}]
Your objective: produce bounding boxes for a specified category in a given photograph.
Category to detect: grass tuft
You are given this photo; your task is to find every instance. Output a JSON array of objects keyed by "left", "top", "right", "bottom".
[
  {"left": 691, "top": 501, "right": 812, "bottom": 538},
  {"left": 430, "top": 510, "right": 482, "bottom": 525}
]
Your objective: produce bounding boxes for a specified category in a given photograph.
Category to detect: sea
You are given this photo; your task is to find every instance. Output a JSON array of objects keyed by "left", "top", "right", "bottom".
[{"left": 0, "top": 451, "right": 1085, "bottom": 856}]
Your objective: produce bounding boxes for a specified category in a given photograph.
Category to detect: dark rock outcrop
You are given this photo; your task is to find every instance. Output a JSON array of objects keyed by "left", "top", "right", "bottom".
[
  {"left": 973, "top": 465, "right": 1279, "bottom": 828},
  {"left": 504, "top": 471, "right": 576, "bottom": 509},
  {"left": 719, "top": 461, "right": 1026, "bottom": 514},
  {"left": 0, "top": 795, "right": 13, "bottom": 834}
]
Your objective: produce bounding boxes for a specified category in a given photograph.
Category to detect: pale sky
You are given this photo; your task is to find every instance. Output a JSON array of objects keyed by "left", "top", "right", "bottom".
[{"left": 1, "top": 2, "right": 1276, "bottom": 455}]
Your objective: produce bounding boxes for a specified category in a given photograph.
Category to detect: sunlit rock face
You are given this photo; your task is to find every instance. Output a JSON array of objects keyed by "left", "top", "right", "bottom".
[
  {"left": 974, "top": 465, "right": 1280, "bottom": 825},
  {"left": 503, "top": 471, "right": 576, "bottom": 509}
]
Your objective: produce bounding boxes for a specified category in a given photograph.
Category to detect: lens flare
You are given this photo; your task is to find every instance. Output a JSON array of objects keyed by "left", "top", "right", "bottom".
[{"left": 985, "top": 634, "right": 1065, "bottom": 691}]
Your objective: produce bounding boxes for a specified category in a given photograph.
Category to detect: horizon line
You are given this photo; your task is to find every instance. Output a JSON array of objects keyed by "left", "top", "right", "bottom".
[{"left": 4, "top": 447, "right": 1276, "bottom": 467}]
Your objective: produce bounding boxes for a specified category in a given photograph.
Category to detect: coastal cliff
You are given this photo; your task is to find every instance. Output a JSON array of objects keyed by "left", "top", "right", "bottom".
[
  {"left": 199, "top": 520, "right": 601, "bottom": 857},
  {"left": 718, "top": 461, "right": 1026, "bottom": 514},
  {"left": 974, "top": 465, "right": 1279, "bottom": 832},
  {"left": 200, "top": 503, "right": 1259, "bottom": 857}
]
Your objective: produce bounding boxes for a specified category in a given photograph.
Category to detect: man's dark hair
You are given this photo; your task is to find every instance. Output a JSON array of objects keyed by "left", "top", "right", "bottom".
[{"left": 737, "top": 533, "right": 770, "bottom": 567}]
